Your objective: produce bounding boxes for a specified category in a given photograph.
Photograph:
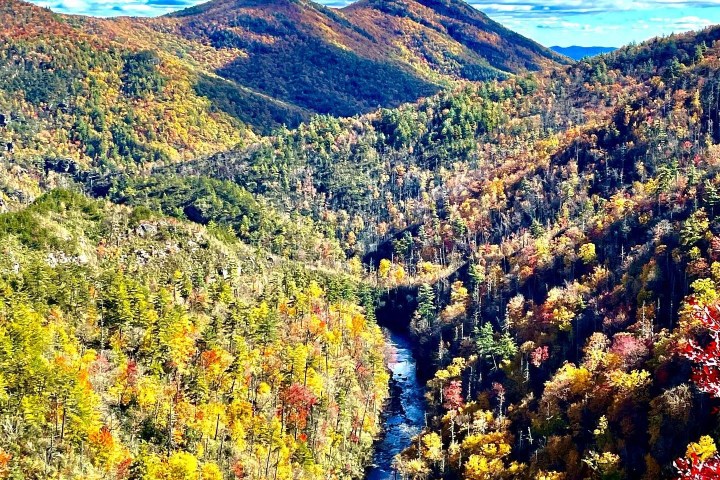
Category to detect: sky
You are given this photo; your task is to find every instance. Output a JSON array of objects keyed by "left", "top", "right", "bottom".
[{"left": 29, "top": 0, "right": 720, "bottom": 47}]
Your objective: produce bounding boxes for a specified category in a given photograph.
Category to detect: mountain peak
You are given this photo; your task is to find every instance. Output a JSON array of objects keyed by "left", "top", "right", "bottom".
[
  {"left": 344, "top": 0, "right": 567, "bottom": 74},
  {"left": 346, "top": 0, "right": 491, "bottom": 18},
  {"left": 0, "top": 0, "right": 76, "bottom": 37},
  {"left": 168, "top": 0, "right": 318, "bottom": 18}
]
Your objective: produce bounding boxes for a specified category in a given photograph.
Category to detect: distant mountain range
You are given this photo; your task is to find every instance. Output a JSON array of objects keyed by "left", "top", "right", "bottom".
[{"left": 551, "top": 45, "right": 617, "bottom": 60}]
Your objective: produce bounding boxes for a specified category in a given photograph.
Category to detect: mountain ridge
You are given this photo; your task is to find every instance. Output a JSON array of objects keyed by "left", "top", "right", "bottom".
[{"left": 160, "top": 0, "right": 568, "bottom": 116}]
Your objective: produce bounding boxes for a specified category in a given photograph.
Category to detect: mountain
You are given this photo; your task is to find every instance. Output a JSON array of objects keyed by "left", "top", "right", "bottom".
[
  {"left": 162, "top": 0, "right": 440, "bottom": 120},
  {"left": 0, "top": 0, "right": 255, "bottom": 171},
  {"left": 345, "top": 0, "right": 566, "bottom": 75},
  {"left": 163, "top": 0, "right": 568, "bottom": 120},
  {"left": 0, "top": 0, "right": 567, "bottom": 173},
  {"left": 552, "top": 45, "right": 617, "bottom": 59}
]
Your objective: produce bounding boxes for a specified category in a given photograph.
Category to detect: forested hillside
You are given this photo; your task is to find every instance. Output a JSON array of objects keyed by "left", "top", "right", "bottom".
[
  {"left": 125, "top": 25, "right": 720, "bottom": 479},
  {"left": 3, "top": 0, "right": 720, "bottom": 479},
  {"left": 0, "top": 188, "right": 389, "bottom": 479},
  {"left": 0, "top": 0, "right": 564, "bottom": 181},
  {"left": 0, "top": 0, "right": 253, "bottom": 175},
  {"left": 165, "top": 0, "right": 565, "bottom": 119}
]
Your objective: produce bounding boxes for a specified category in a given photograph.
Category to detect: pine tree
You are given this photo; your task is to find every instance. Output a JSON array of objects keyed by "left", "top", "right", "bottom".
[{"left": 413, "top": 283, "right": 436, "bottom": 332}]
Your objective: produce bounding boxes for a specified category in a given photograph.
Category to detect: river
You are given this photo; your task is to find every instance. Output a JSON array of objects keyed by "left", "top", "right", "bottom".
[{"left": 366, "top": 330, "right": 427, "bottom": 479}]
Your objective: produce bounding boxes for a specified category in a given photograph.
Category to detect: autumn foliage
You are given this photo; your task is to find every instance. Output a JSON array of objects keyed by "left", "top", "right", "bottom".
[{"left": 679, "top": 301, "right": 720, "bottom": 398}]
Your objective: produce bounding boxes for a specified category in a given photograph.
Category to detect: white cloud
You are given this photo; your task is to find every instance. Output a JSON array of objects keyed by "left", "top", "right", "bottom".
[
  {"left": 472, "top": 0, "right": 720, "bottom": 16},
  {"left": 39, "top": 0, "right": 197, "bottom": 16},
  {"left": 648, "top": 15, "right": 714, "bottom": 30},
  {"left": 53, "top": 0, "right": 90, "bottom": 11}
]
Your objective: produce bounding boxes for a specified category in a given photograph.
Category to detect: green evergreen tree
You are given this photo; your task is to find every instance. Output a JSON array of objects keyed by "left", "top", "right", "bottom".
[{"left": 413, "top": 283, "right": 436, "bottom": 332}]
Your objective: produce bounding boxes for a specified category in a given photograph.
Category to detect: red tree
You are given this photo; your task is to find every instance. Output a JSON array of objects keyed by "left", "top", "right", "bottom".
[
  {"left": 675, "top": 454, "right": 720, "bottom": 479},
  {"left": 443, "top": 380, "right": 464, "bottom": 411},
  {"left": 530, "top": 346, "right": 549, "bottom": 367},
  {"left": 280, "top": 383, "right": 318, "bottom": 430},
  {"left": 679, "top": 301, "right": 720, "bottom": 399},
  {"left": 676, "top": 301, "right": 720, "bottom": 479}
]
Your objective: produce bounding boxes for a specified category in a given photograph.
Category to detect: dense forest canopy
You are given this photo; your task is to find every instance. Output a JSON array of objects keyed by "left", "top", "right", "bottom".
[{"left": 2, "top": 0, "right": 720, "bottom": 479}]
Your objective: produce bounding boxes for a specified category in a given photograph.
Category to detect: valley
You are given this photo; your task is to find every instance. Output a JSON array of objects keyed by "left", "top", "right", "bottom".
[{"left": 1, "top": 0, "right": 720, "bottom": 479}]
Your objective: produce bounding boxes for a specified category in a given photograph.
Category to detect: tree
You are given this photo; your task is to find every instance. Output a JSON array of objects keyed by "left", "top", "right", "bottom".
[
  {"left": 166, "top": 452, "right": 199, "bottom": 480},
  {"left": 679, "top": 300, "right": 720, "bottom": 398},
  {"left": 530, "top": 346, "right": 549, "bottom": 367},
  {"left": 704, "top": 180, "right": 720, "bottom": 216},
  {"left": 675, "top": 436, "right": 720, "bottom": 480},
  {"left": 378, "top": 259, "right": 391, "bottom": 279},
  {"left": 578, "top": 243, "right": 597, "bottom": 265},
  {"left": 681, "top": 210, "right": 709, "bottom": 248},
  {"left": 675, "top": 301, "right": 720, "bottom": 479},
  {"left": 664, "top": 57, "right": 684, "bottom": 81},
  {"left": 280, "top": 383, "right": 317, "bottom": 432},
  {"left": 443, "top": 380, "right": 464, "bottom": 411},
  {"left": 413, "top": 283, "right": 436, "bottom": 331},
  {"left": 422, "top": 432, "right": 444, "bottom": 464},
  {"left": 442, "top": 281, "right": 469, "bottom": 321},
  {"left": 461, "top": 420, "right": 522, "bottom": 480},
  {"left": 465, "top": 454, "right": 506, "bottom": 480},
  {"left": 475, "top": 323, "right": 517, "bottom": 368}
]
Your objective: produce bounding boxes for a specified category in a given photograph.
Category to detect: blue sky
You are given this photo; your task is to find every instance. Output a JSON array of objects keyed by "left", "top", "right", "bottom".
[{"left": 30, "top": 0, "right": 720, "bottom": 47}]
